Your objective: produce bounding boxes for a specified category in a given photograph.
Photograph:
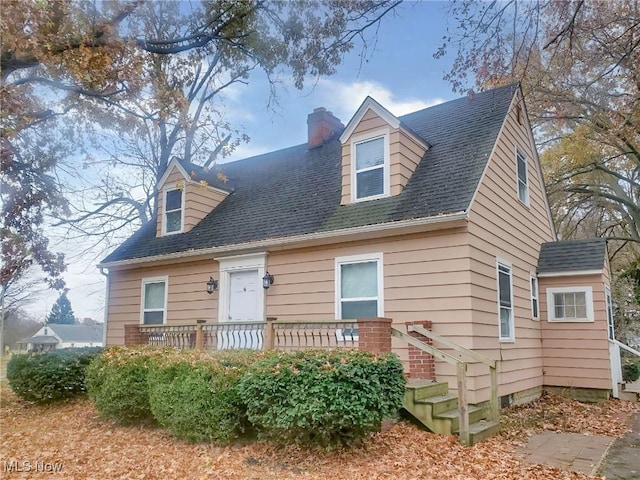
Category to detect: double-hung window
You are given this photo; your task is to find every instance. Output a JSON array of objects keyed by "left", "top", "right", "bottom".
[
  {"left": 546, "top": 287, "right": 594, "bottom": 322},
  {"left": 353, "top": 135, "right": 388, "bottom": 200},
  {"left": 164, "top": 188, "right": 184, "bottom": 234},
  {"left": 141, "top": 277, "right": 167, "bottom": 325},
  {"left": 336, "top": 253, "right": 383, "bottom": 319},
  {"left": 517, "top": 149, "right": 529, "bottom": 205},
  {"left": 530, "top": 274, "right": 539, "bottom": 320},
  {"left": 497, "top": 261, "right": 514, "bottom": 341}
]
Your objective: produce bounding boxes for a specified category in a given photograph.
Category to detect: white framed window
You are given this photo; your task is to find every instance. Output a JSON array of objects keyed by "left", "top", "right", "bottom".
[
  {"left": 350, "top": 130, "right": 390, "bottom": 202},
  {"left": 605, "top": 286, "right": 615, "bottom": 340},
  {"left": 516, "top": 149, "right": 529, "bottom": 205},
  {"left": 530, "top": 274, "right": 539, "bottom": 320},
  {"left": 546, "top": 286, "right": 594, "bottom": 322},
  {"left": 140, "top": 276, "right": 168, "bottom": 325},
  {"left": 335, "top": 253, "right": 384, "bottom": 319},
  {"left": 496, "top": 260, "right": 514, "bottom": 341},
  {"left": 163, "top": 188, "right": 184, "bottom": 235}
]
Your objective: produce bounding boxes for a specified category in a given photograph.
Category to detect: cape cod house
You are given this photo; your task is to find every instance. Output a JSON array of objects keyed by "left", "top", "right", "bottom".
[{"left": 99, "top": 84, "right": 628, "bottom": 441}]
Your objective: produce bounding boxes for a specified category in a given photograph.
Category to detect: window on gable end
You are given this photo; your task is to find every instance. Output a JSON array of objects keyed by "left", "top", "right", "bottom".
[
  {"left": 164, "top": 188, "right": 184, "bottom": 234},
  {"left": 516, "top": 149, "right": 529, "bottom": 205},
  {"left": 353, "top": 135, "right": 388, "bottom": 200},
  {"left": 497, "top": 261, "right": 514, "bottom": 341}
]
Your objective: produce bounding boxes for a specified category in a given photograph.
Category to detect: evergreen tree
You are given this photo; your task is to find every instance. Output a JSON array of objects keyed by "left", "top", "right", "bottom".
[{"left": 47, "top": 293, "right": 76, "bottom": 325}]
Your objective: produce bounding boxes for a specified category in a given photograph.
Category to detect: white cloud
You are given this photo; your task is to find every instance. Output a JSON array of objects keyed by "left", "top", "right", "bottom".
[{"left": 315, "top": 79, "right": 446, "bottom": 120}]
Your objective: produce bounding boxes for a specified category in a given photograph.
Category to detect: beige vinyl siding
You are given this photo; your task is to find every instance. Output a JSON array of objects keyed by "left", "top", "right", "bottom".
[
  {"left": 340, "top": 109, "right": 426, "bottom": 204},
  {"left": 156, "top": 167, "right": 187, "bottom": 237},
  {"left": 466, "top": 91, "right": 556, "bottom": 400},
  {"left": 156, "top": 165, "right": 228, "bottom": 236},
  {"left": 106, "top": 258, "right": 219, "bottom": 345},
  {"left": 183, "top": 183, "right": 228, "bottom": 232},
  {"left": 539, "top": 274, "right": 611, "bottom": 390}
]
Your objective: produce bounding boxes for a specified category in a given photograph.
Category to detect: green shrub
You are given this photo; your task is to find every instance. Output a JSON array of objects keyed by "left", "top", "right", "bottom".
[
  {"left": 148, "top": 350, "right": 259, "bottom": 443},
  {"left": 238, "top": 349, "right": 406, "bottom": 449},
  {"left": 86, "top": 346, "right": 172, "bottom": 424},
  {"left": 622, "top": 361, "right": 640, "bottom": 383},
  {"left": 7, "top": 348, "right": 103, "bottom": 403}
]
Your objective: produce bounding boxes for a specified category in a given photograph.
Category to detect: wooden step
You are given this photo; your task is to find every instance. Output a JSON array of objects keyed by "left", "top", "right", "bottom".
[
  {"left": 434, "top": 404, "right": 486, "bottom": 433},
  {"left": 415, "top": 394, "right": 459, "bottom": 415},
  {"left": 405, "top": 380, "right": 449, "bottom": 401},
  {"left": 466, "top": 420, "right": 501, "bottom": 444}
]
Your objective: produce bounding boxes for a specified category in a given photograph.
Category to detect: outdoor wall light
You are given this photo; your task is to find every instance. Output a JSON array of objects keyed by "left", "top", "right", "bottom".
[
  {"left": 262, "top": 272, "right": 275, "bottom": 290},
  {"left": 206, "top": 277, "right": 218, "bottom": 294}
]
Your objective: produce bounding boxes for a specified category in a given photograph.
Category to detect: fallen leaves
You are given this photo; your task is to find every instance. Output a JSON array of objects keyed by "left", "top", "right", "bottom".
[{"left": 1, "top": 384, "right": 637, "bottom": 480}]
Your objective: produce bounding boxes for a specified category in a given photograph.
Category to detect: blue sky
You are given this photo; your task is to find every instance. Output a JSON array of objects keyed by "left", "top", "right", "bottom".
[{"left": 35, "top": 1, "right": 465, "bottom": 322}]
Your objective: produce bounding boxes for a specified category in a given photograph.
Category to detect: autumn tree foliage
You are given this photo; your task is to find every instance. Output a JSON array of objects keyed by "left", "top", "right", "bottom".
[
  {"left": 1, "top": 0, "right": 401, "bottom": 260},
  {"left": 437, "top": 0, "right": 640, "bottom": 247}
]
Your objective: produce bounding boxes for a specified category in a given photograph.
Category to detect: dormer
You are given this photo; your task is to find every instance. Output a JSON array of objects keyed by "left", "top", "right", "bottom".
[
  {"left": 155, "top": 159, "right": 230, "bottom": 237},
  {"left": 339, "top": 97, "right": 429, "bottom": 205}
]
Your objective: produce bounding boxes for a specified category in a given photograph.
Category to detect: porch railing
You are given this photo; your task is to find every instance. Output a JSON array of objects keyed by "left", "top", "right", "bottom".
[
  {"left": 391, "top": 324, "right": 499, "bottom": 446},
  {"left": 271, "top": 319, "right": 359, "bottom": 351}
]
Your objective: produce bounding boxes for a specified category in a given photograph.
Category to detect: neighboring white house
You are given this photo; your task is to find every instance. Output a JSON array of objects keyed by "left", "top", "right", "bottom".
[{"left": 21, "top": 324, "right": 104, "bottom": 352}]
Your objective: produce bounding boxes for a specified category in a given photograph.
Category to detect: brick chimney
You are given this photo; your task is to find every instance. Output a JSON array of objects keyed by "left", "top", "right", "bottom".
[{"left": 307, "top": 107, "right": 344, "bottom": 149}]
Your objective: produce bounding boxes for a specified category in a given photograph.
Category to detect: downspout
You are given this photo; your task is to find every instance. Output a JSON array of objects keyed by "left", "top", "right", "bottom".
[{"left": 99, "top": 267, "right": 110, "bottom": 346}]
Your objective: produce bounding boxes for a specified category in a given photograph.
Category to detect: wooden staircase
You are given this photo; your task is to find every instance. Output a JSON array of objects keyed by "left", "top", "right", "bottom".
[{"left": 403, "top": 380, "right": 501, "bottom": 445}]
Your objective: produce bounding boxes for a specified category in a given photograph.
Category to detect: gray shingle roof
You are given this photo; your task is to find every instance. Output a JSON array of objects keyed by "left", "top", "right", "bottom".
[
  {"left": 47, "top": 324, "right": 104, "bottom": 343},
  {"left": 537, "top": 239, "right": 607, "bottom": 274},
  {"left": 102, "top": 84, "right": 518, "bottom": 264}
]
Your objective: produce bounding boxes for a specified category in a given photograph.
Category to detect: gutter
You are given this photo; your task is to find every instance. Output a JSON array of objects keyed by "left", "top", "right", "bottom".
[
  {"left": 98, "top": 211, "right": 469, "bottom": 269},
  {"left": 99, "top": 267, "right": 109, "bottom": 346}
]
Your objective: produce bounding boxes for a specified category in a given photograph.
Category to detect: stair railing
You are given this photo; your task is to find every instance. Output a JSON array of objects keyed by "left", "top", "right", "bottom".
[{"left": 391, "top": 325, "right": 499, "bottom": 446}]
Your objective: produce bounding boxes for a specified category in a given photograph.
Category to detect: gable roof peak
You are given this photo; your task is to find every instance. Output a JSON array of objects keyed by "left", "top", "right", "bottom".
[{"left": 339, "top": 96, "right": 401, "bottom": 143}]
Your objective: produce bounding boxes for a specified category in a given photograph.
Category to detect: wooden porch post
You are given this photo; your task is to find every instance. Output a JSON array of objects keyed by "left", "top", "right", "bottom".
[
  {"left": 195, "top": 320, "right": 206, "bottom": 350},
  {"left": 264, "top": 317, "right": 276, "bottom": 350}
]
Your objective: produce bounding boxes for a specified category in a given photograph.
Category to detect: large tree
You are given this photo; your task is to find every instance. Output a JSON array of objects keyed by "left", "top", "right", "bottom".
[
  {"left": 46, "top": 292, "right": 76, "bottom": 325},
  {"left": 2, "top": 0, "right": 402, "bottom": 260},
  {"left": 437, "top": 0, "right": 640, "bottom": 246}
]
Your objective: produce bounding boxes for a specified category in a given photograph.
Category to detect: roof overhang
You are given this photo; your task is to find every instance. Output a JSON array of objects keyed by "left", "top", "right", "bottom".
[
  {"left": 537, "top": 269, "right": 604, "bottom": 278},
  {"left": 99, "top": 211, "right": 469, "bottom": 269},
  {"left": 157, "top": 158, "right": 231, "bottom": 196}
]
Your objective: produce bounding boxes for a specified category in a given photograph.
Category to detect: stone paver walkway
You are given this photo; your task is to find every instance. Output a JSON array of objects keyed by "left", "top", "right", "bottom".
[
  {"left": 518, "top": 431, "right": 615, "bottom": 476},
  {"left": 598, "top": 412, "right": 640, "bottom": 480}
]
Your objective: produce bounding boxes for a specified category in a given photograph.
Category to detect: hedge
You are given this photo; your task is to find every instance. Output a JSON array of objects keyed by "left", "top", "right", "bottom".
[
  {"left": 85, "top": 346, "right": 173, "bottom": 424},
  {"left": 7, "top": 348, "right": 103, "bottom": 404},
  {"left": 147, "top": 350, "right": 259, "bottom": 443},
  {"left": 238, "top": 349, "right": 406, "bottom": 449}
]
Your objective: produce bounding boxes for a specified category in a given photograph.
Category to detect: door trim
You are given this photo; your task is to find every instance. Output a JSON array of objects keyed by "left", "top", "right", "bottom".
[{"left": 215, "top": 253, "right": 267, "bottom": 323}]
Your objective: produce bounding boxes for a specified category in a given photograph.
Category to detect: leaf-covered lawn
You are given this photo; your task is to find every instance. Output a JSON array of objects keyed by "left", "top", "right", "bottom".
[{"left": 1, "top": 384, "right": 637, "bottom": 480}]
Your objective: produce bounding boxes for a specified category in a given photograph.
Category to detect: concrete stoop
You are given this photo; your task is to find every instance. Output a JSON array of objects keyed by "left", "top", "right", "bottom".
[{"left": 403, "top": 380, "right": 500, "bottom": 445}]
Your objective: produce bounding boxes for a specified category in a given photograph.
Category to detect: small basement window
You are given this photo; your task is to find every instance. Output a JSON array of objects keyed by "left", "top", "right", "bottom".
[{"left": 546, "top": 287, "right": 594, "bottom": 322}]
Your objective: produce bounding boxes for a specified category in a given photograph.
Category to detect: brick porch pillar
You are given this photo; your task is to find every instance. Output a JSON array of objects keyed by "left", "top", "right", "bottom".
[
  {"left": 124, "top": 324, "right": 149, "bottom": 346},
  {"left": 406, "top": 320, "right": 435, "bottom": 380},
  {"left": 357, "top": 317, "right": 392, "bottom": 354}
]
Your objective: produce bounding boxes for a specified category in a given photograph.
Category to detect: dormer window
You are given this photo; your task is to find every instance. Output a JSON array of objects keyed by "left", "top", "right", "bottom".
[
  {"left": 164, "top": 188, "right": 184, "bottom": 234},
  {"left": 352, "top": 132, "right": 389, "bottom": 201}
]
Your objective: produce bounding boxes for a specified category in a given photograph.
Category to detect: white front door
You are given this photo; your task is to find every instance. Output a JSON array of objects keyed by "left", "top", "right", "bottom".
[
  {"left": 220, "top": 269, "right": 262, "bottom": 349},
  {"left": 228, "top": 269, "right": 259, "bottom": 321}
]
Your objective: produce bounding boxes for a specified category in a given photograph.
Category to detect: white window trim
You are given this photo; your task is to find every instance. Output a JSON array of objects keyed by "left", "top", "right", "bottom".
[
  {"left": 140, "top": 276, "right": 169, "bottom": 325},
  {"left": 546, "top": 286, "right": 594, "bottom": 322},
  {"left": 530, "top": 273, "right": 539, "bottom": 320},
  {"left": 215, "top": 253, "right": 267, "bottom": 323},
  {"left": 162, "top": 187, "right": 185, "bottom": 236},
  {"left": 516, "top": 148, "right": 529, "bottom": 206},
  {"left": 335, "top": 252, "right": 384, "bottom": 319},
  {"left": 496, "top": 259, "right": 515, "bottom": 342},
  {"left": 605, "top": 285, "right": 615, "bottom": 340},
  {"left": 350, "top": 128, "right": 391, "bottom": 203}
]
